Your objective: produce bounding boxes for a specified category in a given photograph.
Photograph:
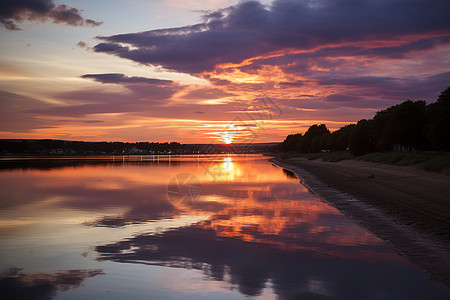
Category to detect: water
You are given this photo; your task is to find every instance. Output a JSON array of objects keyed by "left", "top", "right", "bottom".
[{"left": 0, "top": 154, "right": 448, "bottom": 299}]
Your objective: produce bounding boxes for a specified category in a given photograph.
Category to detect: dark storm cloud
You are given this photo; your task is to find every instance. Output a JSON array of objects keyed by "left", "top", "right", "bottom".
[
  {"left": 93, "top": 0, "right": 450, "bottom": 74},
  {"left": 0, "top": 0, "right": 102, "bottom": 30},
  {"left": 81, "top": 73, "right": 173, "bottom": 85}
]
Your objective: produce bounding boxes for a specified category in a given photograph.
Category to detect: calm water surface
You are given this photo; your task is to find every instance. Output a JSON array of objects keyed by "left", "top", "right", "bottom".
[{"left": 0, "top": 155, "right": 448, "bottom": 299}]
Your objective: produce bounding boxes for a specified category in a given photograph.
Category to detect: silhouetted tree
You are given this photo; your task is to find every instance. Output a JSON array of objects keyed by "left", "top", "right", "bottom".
[
  {"left": 329, "top": 124, "right": 355, "bottom": 151},
  {"left": 372, "top": 100, "right": 426, "bottom": 151},
  {"left": 425, "top": 86, "right": 450, "bottom": 151},
  {"left": 349, "top": 119, "right": 374, "bottom": 155},
  {"left": 280, "top": 133, "right": 302, "bottom": 152},
  {"left": 299, "top": 124, "right": 330, "bottom": 153}
]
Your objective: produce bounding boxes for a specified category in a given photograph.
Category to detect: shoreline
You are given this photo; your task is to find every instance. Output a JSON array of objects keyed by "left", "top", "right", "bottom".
[{"left": 271, "top": 157, "right": 450, "bottom": 289}]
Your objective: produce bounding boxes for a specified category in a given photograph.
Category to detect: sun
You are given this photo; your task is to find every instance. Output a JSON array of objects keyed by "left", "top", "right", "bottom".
[
  {"left": 219, "top": 132, "right": 233, "bottom": 144},
  {"left": 223, "top": 136, "right": 233, "bottom": 144}
]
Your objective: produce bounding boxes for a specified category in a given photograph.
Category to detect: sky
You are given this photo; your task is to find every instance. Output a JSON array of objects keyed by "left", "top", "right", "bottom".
[{"left": 0, "top": 0, "right": 449, "bottom": 144}]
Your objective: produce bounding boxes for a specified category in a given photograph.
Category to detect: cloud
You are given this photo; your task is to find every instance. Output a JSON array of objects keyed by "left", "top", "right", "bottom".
[
  {"left": 182, "top": 87, "right": 236, "bottom": 100},
  {"left": 317, "top": 71, "right": 450, "bottom": 101},
  {"left": 278, "top": 80, "right": 304, "bottom": 88},
  {"left": 25, "top": 73, "right": 243, "bottom": 119},
  {"left": 93, "top": 0, "right": 450, "bottom": 74},
  {"left": 24, "top": 73, "right": 182, "bottom": 118},
  {"left": 81, "top": 73, "right": 173, "bottom": 85},
  {"left": 76, "top": 41, "right": 87, "bottom": 48},
  {"left": 356, "top": 36, "right": 450, "bottom": 59},
  {"left": 79, "top": 73, "right": 180, "bottom": 104},
  {"left": 0, "top": 0, "right": 102, "bottom": 30},
  {"left": 324, "top": 94, "right": 362, "bottom": 103},
  {"left": 317, "top": 76, "right": 396, "bottom": 87},
  {"left": 84, "top": 18, "right": 102, "bottom": 27}
]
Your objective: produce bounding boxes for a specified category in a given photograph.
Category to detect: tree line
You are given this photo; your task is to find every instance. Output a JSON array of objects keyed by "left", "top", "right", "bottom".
[
  {"left": 280, "top": 86, "right": 450, "bottom": 155},
  {"left": 0, "top": 140, "right": 186, "bottom": 155},
  {"left": 0, "top": 140, "right": 272, "bottom": 155}
]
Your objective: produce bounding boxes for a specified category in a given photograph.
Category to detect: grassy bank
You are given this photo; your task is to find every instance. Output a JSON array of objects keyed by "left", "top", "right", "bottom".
[
  {"left": 280, "top": 151, "right": 450, "bottom": 173},
  {"left": 280, "top": 150, "right": 354, "bottom": 161}
]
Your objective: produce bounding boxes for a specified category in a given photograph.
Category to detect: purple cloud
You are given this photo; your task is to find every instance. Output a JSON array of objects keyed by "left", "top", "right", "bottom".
[
  {"left": 81, "top": 73, "right": 173, "bottom": 85},
  {"left": 182, "top": 87, "right": 236, "bottom": 100},
  {"left": 316, "top": 72, "right": 450, "bottom": 101},
  {"left": 356, "top": 36, "right": 450, "bottom": 59},
  {"left": 80, "top": 73, "right": 180, "bottom": 105},
  {"left": 0, "top": 0, "right": 102, "bottom": 30},
  {"left": 325, "top": 94, "right": 362, "bottom": 103},
  {"left": 93, "top": 0, "right": 450, "bottom": 74},
  {"left": 316, "top": 76, "right": 396, "bottom": 87}
]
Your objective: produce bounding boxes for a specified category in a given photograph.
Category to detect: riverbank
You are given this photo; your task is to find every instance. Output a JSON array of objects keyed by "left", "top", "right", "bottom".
[
  {"left": 271, "top": 157, "right": 450, "bottom": 289},
  {"left": 280, "top": 151, "right": 450, "bottom": 173}
]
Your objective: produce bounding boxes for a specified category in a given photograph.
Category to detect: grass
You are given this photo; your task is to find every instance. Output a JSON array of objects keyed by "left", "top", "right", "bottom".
[
  {"left": 280, "top": 151, "right": 450, "bottom": 173},
  {"left": 356, "top": 152, "right": 450, "bottom": 172},
  {"left": 280, "top": 151, "right": 354, "bottom": 161}
]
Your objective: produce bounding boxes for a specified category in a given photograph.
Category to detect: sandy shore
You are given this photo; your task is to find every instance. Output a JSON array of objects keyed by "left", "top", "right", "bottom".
[{"left": 271, "top": 157, "right": 450, "bottom": 289}]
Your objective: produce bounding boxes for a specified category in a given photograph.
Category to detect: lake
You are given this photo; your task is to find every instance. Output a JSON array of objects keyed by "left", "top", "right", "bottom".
[{"left": 0, "top": 154, "right": 448, "bottom": 299}]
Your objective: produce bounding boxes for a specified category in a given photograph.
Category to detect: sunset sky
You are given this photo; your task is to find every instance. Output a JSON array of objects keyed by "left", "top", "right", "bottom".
[{"left": 1, "top": 0, "right": 449, "bottom": 143}]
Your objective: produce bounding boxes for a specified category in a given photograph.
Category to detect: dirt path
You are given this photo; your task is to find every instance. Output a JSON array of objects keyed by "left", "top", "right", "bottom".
[{"left": 272, "top": 157, "right": 450, "bottom": 289}]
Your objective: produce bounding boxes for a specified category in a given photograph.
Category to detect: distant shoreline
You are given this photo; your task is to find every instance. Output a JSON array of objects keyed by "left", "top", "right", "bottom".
[
  {"left": 0, "top": 154, "right": 266, "bottom": 170},
  {"left": 271, "top": 157, "right": 450, "bottom": 289}
]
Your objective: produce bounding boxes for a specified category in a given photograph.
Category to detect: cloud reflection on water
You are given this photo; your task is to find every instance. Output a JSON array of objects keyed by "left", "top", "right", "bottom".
[
  {"left": 0, "top": 156, "right": 448, "bottom": 299},
  {"left": 0, "top": 268, "right": 104, "bottom": 300}
]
